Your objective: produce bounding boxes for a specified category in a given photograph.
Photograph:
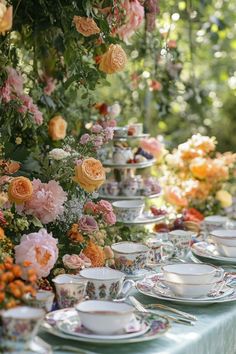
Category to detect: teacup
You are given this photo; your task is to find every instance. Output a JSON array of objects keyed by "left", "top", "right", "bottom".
[
  {"left": 163, "top": 279, "right": 220, "bottom": 298},
  {"left": 210, "top": 229, "right": 236, "bottom": 246},
  {"left": 113, "top": 127, "right": 128, "bottom": 138},
  {"left": 203, "top": 215, "right": 228, "bottom": 237},
  {"left": 215, "top": 243, "right": 236, "bottom": 258},
  {"left": 79, "top": 267, "right": 132, "bottom": 300},
  {"left": 121, "top": 177, "right": 139, "bottom": 197},
  {"left": 105, "top": 181, "right": 120, "bottom": 196},
  {"left": 52, "top": 274, "right": 87, "bottom": 308},
  {"left": 168, "top": 230, "right": 195, "bottom": 258},
  {"left": 1, "top": 306, "right": 45, "bottom": 351},
  {"left": 26, "top": 290, "right": 54, "bottom": 312},
  {"left": 111, "top": 241, "right": 149, "bottom": 275},
  {"left": 112, "top": 200, "right": 144, "bottom": 222},
  {"left": 161, "top": 263, "right": 224, "bottom": 285},
  {"left": 76, "top": 300, "right": 134, "bottom": 334},
  {"left": 146, "top": 234, "right": 174, "bottom": 265}
]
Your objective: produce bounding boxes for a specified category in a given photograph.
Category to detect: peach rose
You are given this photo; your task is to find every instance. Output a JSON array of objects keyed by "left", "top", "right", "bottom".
[
  {"left": 73, "top": 158, "right": 106, "bottom": 193},
  {"left": 48, "top": 115, "right": 67, "bottom": 141},
  {"left": 99, "top": 44, "right": 127, "bottom": 74},
  {"left": 165, "top": 186, "right": 188, "bottom": 208},
  {"left": 73, "top": 16, "right": 100, "bottom": 37},
  {"left": 8, "top": 176, "right": 33, "bottom": 204},
  {"left": 190, "top": 158, "right": 208, "bottom": 180},
  {"left": 0, "top": 3, "right": 12, "bottom": 35}
]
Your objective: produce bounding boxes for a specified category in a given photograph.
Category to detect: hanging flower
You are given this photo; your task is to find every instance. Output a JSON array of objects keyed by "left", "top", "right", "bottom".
[
  {"left": 73, "top": 16, "right": 100, "bottom": 37},
  {"left": 15, "top": 229, "right": 58, "bottom": 279},
  {"left": 99, "top": 44, "right": 127, "bottom": 74}
]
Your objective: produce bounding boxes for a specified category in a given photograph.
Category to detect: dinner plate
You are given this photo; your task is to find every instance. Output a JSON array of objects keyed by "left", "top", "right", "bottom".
[
  {"left": 117, "top": 214, "right": 165, "bottom": 225},
  {"left": 136, "top": 274, "right": 235, "bottom": 305},
  {"left": 42, "top": 308, "right": 170, "bottom": 344},
  {"left": 57, "top": 314, "right": 149, "bottom": 340},
  {"left": 103, "top": 159, "right": 156, "bottom": 169},
  {"left": 191, "top": 241, "right": 236, "bottom": 265}
]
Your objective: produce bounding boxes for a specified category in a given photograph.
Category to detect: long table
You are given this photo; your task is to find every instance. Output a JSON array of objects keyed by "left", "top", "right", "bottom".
[{"left": 40, "top": 289, "right": 236, "bottom": 354}]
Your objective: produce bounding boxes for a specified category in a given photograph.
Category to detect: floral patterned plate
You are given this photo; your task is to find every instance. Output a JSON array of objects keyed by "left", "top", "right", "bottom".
[
  {"left": 191, "top": 242, "right": 236, "bottom": 265},
  {"left": 136, "top": 274, "right": 235, "bottom": 305},
  {"left": 57, "top": 314, "right": 149, "bottom": 340},
  {"left": 42, "top": 308, "right": 170, "bottom": 344}
]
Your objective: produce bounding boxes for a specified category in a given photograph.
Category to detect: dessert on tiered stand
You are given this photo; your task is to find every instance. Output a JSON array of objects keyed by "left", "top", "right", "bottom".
[{"left": 99, "top": 123, "right": 164, "bottom": 226}]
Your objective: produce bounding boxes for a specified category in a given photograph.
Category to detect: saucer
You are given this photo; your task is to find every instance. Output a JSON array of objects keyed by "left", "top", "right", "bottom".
[
  {"left": 57, "top": 314, "right": 149, "bottom": 340},
  {"left": 103, "top": 159, "right": 156, "bottom": 169},
  {"left": 125, "top": 268, "right": 155, "bottom": 280},
  {"left": 118, "top": 214, "right": 165, "bottom": 225},
  {"left": 191, "top": 241, "right": 236, "bottom": 265},
  {"left": 136, "top": 273, "right": 234, "bottom": 305}
]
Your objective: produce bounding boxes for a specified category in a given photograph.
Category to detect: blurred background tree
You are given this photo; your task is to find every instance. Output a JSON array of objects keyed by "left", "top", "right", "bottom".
[{"left": 97, "top": 0, "right": 236, "bottom": 151}]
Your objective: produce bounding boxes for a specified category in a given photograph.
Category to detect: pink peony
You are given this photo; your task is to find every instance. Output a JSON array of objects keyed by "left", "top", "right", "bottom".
[
  {"left": 79, "top": 215, "right": 98, "bottom": 233},
  {"left": 103, "top": 211, "right": 116, "bottom": 225},
  {"left": 0, "top": 83, "right": 11, "bottom": 103},
  {"left": 6, "top": 67, "right": 24, "bottom": 94},
  {"left": 91, "top": 124, "right": 103, "bottom": 133},
  {"left": 15, "top": 228, "right": 58, "bottom": 279},
  {"left": 80, "top": 133, "right": 90, "bottom": 145},
  {"left": 79, "top": 252, "right": 92, "bottom": 267},
  {"left": 84, "top": 201, "right": 97, "bottom": 214},
  {"left": 97, "top": 200, "right": 113, "bottom": 214},
  {"left": 115, "top": 0, "right": 144, "bottom": 42},
  {"left": 140, "top": 137, "right": 163, "bottom": 158},
  {"left": 30, "top": 103, "right": 44, "bottom": 125},
  {"left": 62, "top": 254, "right": 86, "bottom": 270},
  {"left": 23, "top": 179, "right": 67, "bottom": 224}
]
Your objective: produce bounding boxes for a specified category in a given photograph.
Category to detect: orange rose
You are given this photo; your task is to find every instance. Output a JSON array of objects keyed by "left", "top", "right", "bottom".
[
  {"left": 48, "top": 115, "right": 67, "bottom": 141},
  {"left": 73, "top": 158, "right": 106, "bottom": 193},
  {"left": 73, "top": 16, "right": 100, "bottom": 37},
  {"left": 8, "top": 177, "right": 33, "bottom": 204},
  {"left": 190, "top": 158, "right": 208, "bottom": 179},
  {"left": 99, "top": 44, "right": 127, "bottom": 74},
  {"left": 165, "top": 186, "right": 188, "bottom": 208},
  {"left": 0, "top": 3, "right": 12, "bottom": 35},
  {"left": 0, "top": 227, "right": 5, "bottom": 240}
]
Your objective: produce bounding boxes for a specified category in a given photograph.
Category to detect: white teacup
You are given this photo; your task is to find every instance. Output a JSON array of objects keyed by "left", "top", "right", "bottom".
[
  {"left": 79, "top": 267, "right": 132, "bottom": 300},
  {"left": 52, "top": 274, "right": 87, "bottom": 308},
  {"left": 210, "top": 229, "right": 236, "bottom": 246},
  {"left": 168, "top": 230, "right": 195, "bottom": 258},
  {"left": 26, "top": 290, "right": 54, "bottom": 312},
  {"left": 203, "top": 215, "right": 228, "bottom": 236},
  {"left": 112, "top": 200, "right": 144, "bottom": 222},
  {"left": 111, "top": 241, "right": 149, "bottom": 275},
  {"left": 163, "top": 279, "right": 220, "bottom": 298},
  {"left": 162, "top": 263, "right": 224, "bottom": 285},
  {"left": 76, "top": 300, "right": 134, "bottom": 334},
  {"left": 1, "top": 306, "right": 45, "bottom": 351}
]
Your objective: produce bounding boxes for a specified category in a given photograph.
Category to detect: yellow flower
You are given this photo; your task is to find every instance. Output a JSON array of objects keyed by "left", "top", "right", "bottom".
[
  {"left": 0, "top": 2, "right": 12, "bottom": 35},
  {"left": 73, "top": 158, "right": 106, "bottom": 193},
  {"left": 8, "top": 177, "right": 33, "bottom": 204},
  {"left": 73, "top": 16, "right": 100, "bottom": 37},
  {"left": 216, "top": 190, "right": 232, "bottom": 208},
  {"left": 99, "top": 44, "right": 127, "bottom": 74},
  {"left": 48, "top": 115, "right": 67, "bottom": 141},
  {"left": 190, "top": 157, "right": 208, "bottom": 180}
]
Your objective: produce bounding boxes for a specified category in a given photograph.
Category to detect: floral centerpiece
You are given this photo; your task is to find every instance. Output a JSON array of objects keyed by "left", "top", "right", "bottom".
[{"left": 162, "top": 134, "right": 236, "bottom": 215}]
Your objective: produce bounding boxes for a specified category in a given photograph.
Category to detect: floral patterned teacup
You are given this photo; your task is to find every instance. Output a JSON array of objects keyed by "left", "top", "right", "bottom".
[
  {"left": 26, "top": 290, "right": 55, "bottom": 312},
  {"left": 111, "top": 241, "right": 149, "bottom": 275},
  {"left": 80, "top": 267, "right": 131, "bottom": 300},
  {"left": 168, "top": 230, "right": 196, "bottom": 259},
  {"left": 1, "top": 306, "right": 45, "bottom": 351},
  {"left": 52, "top": 274, "right": 87, "bottom": 309}
]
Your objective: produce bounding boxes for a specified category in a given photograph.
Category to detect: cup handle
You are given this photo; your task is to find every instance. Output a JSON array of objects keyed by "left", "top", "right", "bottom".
[
  {"left": 214, "top": 267, "right": 224, "bottom": 280},
  {"left": 119, "top": 279, "right": 135, "bottom": 297}
]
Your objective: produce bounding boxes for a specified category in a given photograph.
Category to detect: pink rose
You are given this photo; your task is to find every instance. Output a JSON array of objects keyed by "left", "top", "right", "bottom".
[
  {"left": 0, "top": 175, "right": 11, "bottom": 186},
  {"left": 91, "top": 124, "right": 103, "bottom": 133},
  {"left": 84, "top": 201, "right": 97, "bottom": 214},
  {"left": 79, "top": 215, "right": 98, "bottom": 233},
  {"left": 97, "top": 200, "right": 113, "bottom": 214},
  {"left": 93, "top": 135, "right": 103, "bottom": 148},
  {"left": 79, "top": 252, "right": 92, "bottom": 268},
  {"left": 80, "top": 133, "right": 90, "bottom": 145},
  {"left": 6, "top": 67, "right": 24, "bottom": 94},
  {"left": 15, "top": 228, "right": 58, "bottom": 279},
  {"left": 62, "top": 254, "right": 85, "bottom": 270},
  {"left": 0, "top": 83, "right": 11, "bottom": 103},
  {"left": 104, "top": 211, "right": 116, "bottom": 225},
  {"left": 103, "top": 246, "right": 114, "bottom": 260}
]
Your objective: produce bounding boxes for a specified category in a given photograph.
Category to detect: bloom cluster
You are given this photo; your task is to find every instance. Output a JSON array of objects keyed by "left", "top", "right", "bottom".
[
  {"left": 162, "top": 134, "right": 236, "bottom": 213},
  {"left": 0, "top": 67, "right": 43, "bottom": 125}
]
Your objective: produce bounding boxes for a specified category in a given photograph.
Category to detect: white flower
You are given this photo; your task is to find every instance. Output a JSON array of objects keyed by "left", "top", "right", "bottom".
[
  {"left": 108, "top": 103, "right": 121, "bottom": 118},
  {"left": 49, "top": 148, "right": 70, "bottom": 160}
]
